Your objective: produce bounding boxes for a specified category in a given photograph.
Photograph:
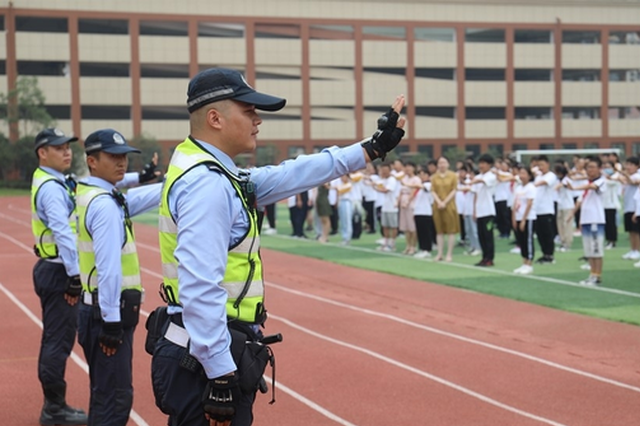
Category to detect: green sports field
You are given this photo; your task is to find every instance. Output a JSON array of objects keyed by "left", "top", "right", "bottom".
[{"left": 135, "top": 204, "right": 640, "bottom": 326}]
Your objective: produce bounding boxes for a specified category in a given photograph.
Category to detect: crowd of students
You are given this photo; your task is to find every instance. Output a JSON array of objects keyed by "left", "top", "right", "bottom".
[{"left": 275, "top": 152, "right": 640, "bottom": 287}]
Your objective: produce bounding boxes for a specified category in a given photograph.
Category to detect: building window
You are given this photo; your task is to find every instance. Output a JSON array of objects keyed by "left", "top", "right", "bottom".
[
  {"left": 141, "top": 106, "right": 188, "bottom": 120},
  {"left": 363, "top": 67, "right": 406, "bottom": 77},
  {"left": 609, "top": 69, "right": 640, "bottom": 82},
  {"left": 515, "top": 107, "right": 553, "bottom": 119},
  {"left": 466, "top": 107, "right": 505, "bottom": 119},
  {"left": 633, "top": 142, "right": 640, "bottom": 156},
  {"left": 81, "top": 105, "right": 131, "bottom": 120},
  {"left": 539, "top": 143, "right": 555, "bottom": 150},
  {"left": 0, "top": 60, "right": 5, "bottom": 75},
  {"left": 80, "top": 62, "right": 129, "bottom": 77},
  {"left": 198, "top": 22, "right": 244, "bottom": 38},
  {"left": 562, "top": 69, "right": 600, "bottom": 82},
  {"left": 417, "top": 144, "right": 434, "bottom": 159},
  {"left": 140, "top": 20, "right": 188, "bottom": 36},
  {"left": 310, "top": 25, "right": 354, "bottom": 40},
  {"left": 415, "top": 68, "right": 455, "bottom": 80},
  {"left": 415, "top": 107, "right": 455, "bottom": 118},
  {"left": 562, "top": 107, "right": 600, "bottom": 119},
  {"left": 489, "top": 144, "right": 504, "bottom": 155},
  {"left": 608, "top": 31, "right": 640, "bottom": 44},
  {"left": 611, "top": 142, "right": 627, "bottom": 157},
  {"left": 562, "top": 31, "right": 600, "bottom": 44},
  {"left": 17, "top": 60, "right": 68, "bottom": 76},
  {"left": 16, "top": 16, "right": 68, "bottom": 32},
  {"left": 562, "top": 143, "right": 577, "bottom": 150},
  {"left": 515, "top": 69, "right": 553, "bottom": 81},
  {"left": 363, "top": 26, "right": 406, "bottom": 40},
  {"left": 584, "top": 142, "right": 599, "bottom": 149},
  {"left": 465, "top": 28, "right": 505, "bottom": 43},
  {"left": 79, "top": 19, "right": 128, "bottom": 35},
  {"left": 255, "top": 23, "right": 301, "bottom": 39},
  {"left": 287, "top": 146, "right": 305, "bottom": 158},
  {"left": 140, "top": 64, "right": 189, "bottom": 78},
  {"left": 465, "top": 68, "right": 505, "bottom": 81},
  {"left": 0, "top": 15, "right": 5, "bottom": 31},
  {"left": 45, "top": 105, "right": 71, "bottom": 120},
  {"left": 515, "top": 30, "right": 552, "bottom": 43},
  {"left": 414, "top": 28, "right": 454, "bottom": 42},
  {"left": 465, "top": 144, "right": 481, "bottom": 157},
  {"left": 512, "top": 143, "right": 527, "bottom": 152}
]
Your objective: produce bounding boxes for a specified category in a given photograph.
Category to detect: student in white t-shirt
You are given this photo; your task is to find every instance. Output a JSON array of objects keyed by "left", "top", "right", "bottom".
[
  {"left": 337, "top": 174, "right": 354, "bottom": 245},
  {"left": 459, "top": 166, "right": 480, "bottom": 255},
  {"left": 533, "top": 155, "right": 558, "bottom": 264},
  {"left": 554, "top": 164, "right": 575, "bottom": 252},
  {"left": 469, "top": 154, "right": 498, "bottom": 266},
  {"left": 567, "top": 156, "right": 606, "bottom": 286},
  {"left": 617, "top": 157, "right": 640, "bottom": 260},
  {"left": 373, "top": 162, "right": 398, "bottom": 251},
  {"left": 601, "top": 160, "right": 622, "bottom": 250},
  {"left": 494, "top": 158, "right": 514, "bottom": 239},
  {"left": 512, "top": 167, "right": 537, "bottom": 274},
  {"left": 633, "top": 189, "right": 640, "bottom": 268},
  {"left": 412, "top": 166, "right": 434, "bottom": 258}
]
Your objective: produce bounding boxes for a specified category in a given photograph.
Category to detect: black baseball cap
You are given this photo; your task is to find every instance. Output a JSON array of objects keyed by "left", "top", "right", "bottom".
[
  {"left": 34, "top": 128, "right": 78, "bottom": 151},
  {"left": 186, "top": 68, "right": 286, "bottom": 113},
  {"left": 84, "top": 129, "right": 141, "bottom": 155}
]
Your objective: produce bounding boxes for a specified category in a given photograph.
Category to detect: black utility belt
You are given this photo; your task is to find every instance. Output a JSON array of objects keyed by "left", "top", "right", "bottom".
[{"left": 82, "top": 289, "right": 144, "bottom": 329}]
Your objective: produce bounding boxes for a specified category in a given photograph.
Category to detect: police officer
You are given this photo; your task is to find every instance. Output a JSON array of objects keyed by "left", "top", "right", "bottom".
[
  {"left": 75, "top": 129, "right": 161, "bottom": 426},
  {"left": 151, "top": 68, "right": 406, "bottom": 426},
  {"left": 31, "top": 128, "right": 88, "bottom": 426}
]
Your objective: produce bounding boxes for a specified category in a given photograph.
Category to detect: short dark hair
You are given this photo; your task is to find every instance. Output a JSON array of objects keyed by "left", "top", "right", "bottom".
[
  {"left": 626, "top": 156, "right": 639, "bottom": 167},
  {"left": 478, "top": 153, "right": 494, "bottom": 165},
  {"left": 521, "top": 167, "right": 535, "bottom": 182},
  {"left": 537, "top": 155, "right": 549, "bottom": 163},
  {"left": 554, "top": 164, "right": 568, "bottom": 178},
  {"left": 405, "top": 161, "right": 416, "bottom": 169},
  {"left": 427, "top": 159, "right": 437, "bottom": 167},
  {"left": 586, "top": 155, "right": 602, "bottom": 168}
]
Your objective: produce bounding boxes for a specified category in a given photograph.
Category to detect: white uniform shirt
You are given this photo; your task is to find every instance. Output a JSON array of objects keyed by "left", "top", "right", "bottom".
[
  {"left": 534, "top": 171, "right": 558, "bottom": 215},
  {"left": 413, "top": 182, "right": 433, "bottom": 216},
  {"left": 579, "top": 177, "right": 606, "bottom": 225},
  {"left": 381, "top": 177, "right": 398, "bottom": 213},
  {"left": 513, "top": 182, "right": 537, "bottom": 221},
  {"left": 473, "top": 171, "right": 497, "bottom": 218},
  {"left": 557, "top": 177, "right": 575, "bottom": 211},
  {"left": 623, "top": 172, "right": 640, "bottom": 213}
]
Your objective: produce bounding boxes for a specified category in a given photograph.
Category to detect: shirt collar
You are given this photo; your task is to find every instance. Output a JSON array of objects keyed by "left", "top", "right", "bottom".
[
  {"left": 81, "top": 176, "right": 116, "bottom": 192},
  {"left": 39, "top": 166, "right": 65, "bottom": 181},
  {"left": 193, "top": 138, "right": 240, "bottom": 176}
]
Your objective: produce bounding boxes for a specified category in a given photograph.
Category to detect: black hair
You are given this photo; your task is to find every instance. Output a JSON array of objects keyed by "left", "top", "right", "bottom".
[
  {"left": 427, "top": 159, "right": 437, "bottom": 167},
  {"left": 537, "top": 155, "right": 549, "bottom": 163},
  {"left": 478, "top": 153, "right": 494, "bottom": 165},
  {"left": 419, "top": 165, "right": 431, "bottom": 175},
  {"left": 554, "top": 164, "right": 568, "bottom": 179},
  {"left": 405, "top": 161, "right": 416, "bottom": 169},
  {"left": 585, "top": 155, "right": 602, "bottom": 168},
  {"left": 521, "top": 166, "right": 535, "bottom": 182},
  {"left": 626, "top": 156, "right": 639, "bottom": 167}
]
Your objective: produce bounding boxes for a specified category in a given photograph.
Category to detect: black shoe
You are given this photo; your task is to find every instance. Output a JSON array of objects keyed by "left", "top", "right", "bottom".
[
  {"left": 475, "top": 260, "right": 487, "bottom": 267},
  {"left": 40, "top": 403, "right": 88, "bottom": 426}
]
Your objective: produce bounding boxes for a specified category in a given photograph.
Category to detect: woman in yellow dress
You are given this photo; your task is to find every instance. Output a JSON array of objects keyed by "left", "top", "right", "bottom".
[{"left": 431, "top": 156, "right": 460, "bottom": 261}]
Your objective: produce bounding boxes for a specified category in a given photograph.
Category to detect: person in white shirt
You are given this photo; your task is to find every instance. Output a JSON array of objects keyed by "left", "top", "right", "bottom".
[
  {"left": 601, "top": 160, "right": 622, "bottom": 249},
  {"left": 398, "top": 162, "right": 421, "bottom": 255},
  {"left": 570, "top": 156, "right": 588, "bottom": 232},
  {"left": 633, "top": 189, "right": 640, "bottom": 268},
  {"left": 361, "top": 163, "right": 378, "bottom": 234},
  {"left": 533, "top": 155, "right": 558, "bottom": 264},
  {"left": 459, "top": 166, "right": 481, "bottom": 255},
  {"left": 554, "top": 164, "right": 575, "bottom": 252},
  {"left": 337, "top": 174, "right": 354, "bottom": 245},
  {"left": 512, "top": 167, "right": 537, "bottom": 274},
  {"left": 494, "top": 157, "right": 513, "bottom": 239},
  {"left": 618, "top": 157, "right": 640, "bottom": 260},
  {"left": 469, "top": 154, "right": 498, "bottom": 266},
  {"left": 413, "top": 166, "right": 434, "bottom": 258},
  {"left": 567, "top": 156, "right": 606, "bottom": 286},
  {"left": 373, "top": 162, "right": 399, "bottom": 251}
]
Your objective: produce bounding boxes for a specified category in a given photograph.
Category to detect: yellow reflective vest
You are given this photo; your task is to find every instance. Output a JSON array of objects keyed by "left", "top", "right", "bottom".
[
  {"left": 75, "top": 182, "right": 142, "bottom": 293},
  {"left": 30, "top": 167, "right": 77, "bottom": 258},
  {"left": 159, "top": 137, "right": 266, "bottom": 324}
]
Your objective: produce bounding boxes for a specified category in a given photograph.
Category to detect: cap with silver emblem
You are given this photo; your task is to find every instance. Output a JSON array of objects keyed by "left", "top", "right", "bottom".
[
  {"left": 34, "top": 128, "right": 78, "bottom": 151},
  {"left": 84, "top": 129, "right": 141, "bottom": 155}
]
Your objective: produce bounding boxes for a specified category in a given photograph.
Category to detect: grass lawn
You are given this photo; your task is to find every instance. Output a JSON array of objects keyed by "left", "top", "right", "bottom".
[
  {"left": 134, "top": 204, "right": 640, "bottom": 326},
  {"left": 0, "top": 188, "right": 29, "bottom": 197}
]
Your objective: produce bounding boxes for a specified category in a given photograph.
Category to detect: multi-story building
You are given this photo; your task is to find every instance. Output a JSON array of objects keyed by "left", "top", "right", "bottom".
[{"left": 1, "top": 0, "right": 639, "bottom": 163}]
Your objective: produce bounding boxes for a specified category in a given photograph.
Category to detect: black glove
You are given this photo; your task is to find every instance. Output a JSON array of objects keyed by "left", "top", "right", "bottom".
[
  {"left": 202, "top": 373, "right": 241, "bottom": 423},
  {"left": 138, "top": 160, "right": 157, "bottom": 184},
  {"left": 99, "top": 321, "right": 123, "bottom": 350},
  {"left": 361, "top": 108, "right": 405, "bottom": 161},
  {"left": 65, "top": 275, "right": 82, "bottom": 297}
]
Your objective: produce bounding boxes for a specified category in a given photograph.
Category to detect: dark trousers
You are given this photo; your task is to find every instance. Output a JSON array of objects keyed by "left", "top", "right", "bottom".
[
  {"left": 515, "top": 220, "right": 536, "bottom": 261},
  {"left": 152, "top": 321, "right": 257, "bottom": 426},
  {"left": 605, "top": 209, "right": 618, "bottom": 243},
  {"left": 414, "top": 215, "right": 434, "bottom": 252},
  {"left": 289, "top": 205, "right": 308, "bottom": 237},
  {"left": 78, "top": 304, "right": 134, "bottom": 426},
  {"left": 459, "top": 214, "right": 466, "bottom": 241},
  {"left": 363, "top": 200, "right": 375, "bottom": 233},
  {"left": 536, "top": 213, "right": 556, "bottom": 258},
  {"left": 376, "top": 206, "right": 383, "bottom": 237},
  {"left": 265, "top": 204, "right": 276, "bottom": 229},
  {"left": 330, "top": 205, "right": 338, "bottom": 234},
  {"left": 476, "top": 216, "right": 495, "bottom": 261},
  {"left": 573, "top": 197, "right": 581, "bottom": 228},
  {"left": 33, "top": 260, "right": 78, "bottom": 404},
  {"left": 495, "top": 201, "right": 511, "bottom": 237}
]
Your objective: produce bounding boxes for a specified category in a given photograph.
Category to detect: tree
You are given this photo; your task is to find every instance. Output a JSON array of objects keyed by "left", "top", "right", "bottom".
[{"left": 127, "top": 133, "right": 163, "bottom": 174}]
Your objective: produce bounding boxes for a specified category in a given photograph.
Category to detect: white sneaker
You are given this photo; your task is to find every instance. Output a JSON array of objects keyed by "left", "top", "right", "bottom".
[
  {"left": 605, "top": 242, "right": 614, "bottom": 250},
  {"left": 263, "top": 228, "right": 277, "bottom": 235},
  {"left": 513, "top": 265, "right": 524, "bottom": 274},
  {"left": 579, "top": 275, "right": 601, "bottom": 286},
  {"left": 413, "top": 251, "right": 431, "bottom": 259},
  {"left": 622, "top": 251, "right": 632, "bottom": 260},
  {"left": 510, "top": 247, "right": 521, "bottom": 254},
  {"left": 634, "top": 260, "right": 640, "bottom": 268},
  {"left": 580, "top": 263, "right": 591, "bottom": 270},
  {"left": 520, "top": 265, "right": 533, "bottom": 275},
  {"left": 557, "top": 246, "right": 568, "bottom": 253},
  {"left": 629, "top": 252, "right": 640, "bottom": 260},
  {"left": 468, "top": 249, "right": 482, "bottom": 256},
  {"left": 375, "top": 238, "right": 386, "bottom": 245}
]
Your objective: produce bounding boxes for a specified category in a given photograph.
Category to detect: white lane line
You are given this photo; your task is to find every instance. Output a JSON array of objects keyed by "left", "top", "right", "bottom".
[
  {"left": 266, "top": 282, "right": 640, "bottom": 394},
  {"left": 0, "top": 282, "right": 150, "bottom": 426},
  {"left": 269, "top": 313, "right": 567, "bottom": 426},
  {"left": 268, "top": 234, "right": 640, "bottom": 298}
]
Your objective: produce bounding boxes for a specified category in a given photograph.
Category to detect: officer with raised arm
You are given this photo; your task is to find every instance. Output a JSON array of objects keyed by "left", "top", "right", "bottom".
[{"left": 151, "top": 67, "right": 406, "bottom": 426}]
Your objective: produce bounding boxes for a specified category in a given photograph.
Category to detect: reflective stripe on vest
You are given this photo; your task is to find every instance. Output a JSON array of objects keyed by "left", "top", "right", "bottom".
[
  {"left": 76, "top": 183, "right": 142, "bottom": 293},
  {"left": 159, "top": 137, "right": 265, "bottom": 323},
  {"left": 30, "top": 168, "right": 77, "bottom": 259}
]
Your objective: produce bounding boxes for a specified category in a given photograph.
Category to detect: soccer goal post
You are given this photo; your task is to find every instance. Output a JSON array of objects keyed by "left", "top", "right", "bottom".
[{"left": 514, "top": 148, "right": 622, "bottom": 164}]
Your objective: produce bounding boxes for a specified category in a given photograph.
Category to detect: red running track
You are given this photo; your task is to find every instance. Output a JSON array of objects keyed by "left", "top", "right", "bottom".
[{"left": 1, "top": 196, "right": 639, "bottom": 425}]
